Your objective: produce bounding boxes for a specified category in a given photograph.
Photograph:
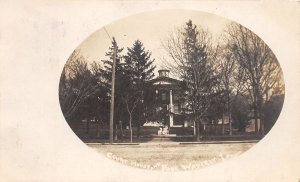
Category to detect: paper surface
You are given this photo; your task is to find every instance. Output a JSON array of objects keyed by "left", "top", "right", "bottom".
[{"left": 0, "top": 1, "right": 299, "bottom": 181}]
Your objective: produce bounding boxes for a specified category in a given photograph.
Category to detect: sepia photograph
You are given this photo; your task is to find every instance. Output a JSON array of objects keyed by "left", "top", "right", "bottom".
[
  {"left": 1, "top": 1, "right": 299, "bottom": 181},
  {"left": 59, "top": 10, "right": 284, "bottom": 171}
]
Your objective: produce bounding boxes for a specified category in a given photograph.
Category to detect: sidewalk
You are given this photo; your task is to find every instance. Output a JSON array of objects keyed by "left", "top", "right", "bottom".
[
  {"left": 86, "top": 139, "right": 259, "bottom": 146},
  {"left": 83, "top": 134, "right": 262, "bottom": 144}
]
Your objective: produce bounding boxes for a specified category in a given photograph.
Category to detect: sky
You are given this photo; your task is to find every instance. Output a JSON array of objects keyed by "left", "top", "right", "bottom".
[{"left": 76, "top": 10, "right": 231, "bottom": 74}]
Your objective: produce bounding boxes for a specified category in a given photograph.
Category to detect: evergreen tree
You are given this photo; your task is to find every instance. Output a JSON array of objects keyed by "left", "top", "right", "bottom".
[
  {"left": 124, "top": 40, "right": 156, "bottom": 136},
  {"left": 184, "top": 20, "right": 218, "bottom": 140},
  {"left": 163, "top": 20, "right": 217, "bottom": 140},
  {"left": 100, "top": 37, "right": 126, "bottom": 130},
  {"left": 124, "top": 40, "right": 155, "bottom": 89}
]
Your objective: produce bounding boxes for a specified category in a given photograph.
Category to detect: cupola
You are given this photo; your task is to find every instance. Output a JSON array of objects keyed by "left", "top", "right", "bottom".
[{"left": 158, "top": 69, "right": 170, "bottom": 77}]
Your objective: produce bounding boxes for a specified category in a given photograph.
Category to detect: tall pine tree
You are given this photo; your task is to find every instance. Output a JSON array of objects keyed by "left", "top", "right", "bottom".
[
  {"left": 124, "top": 40, "right": 156, "bottom": 136},
  {"left": 163, "top": 20, "right": 217, "bottom": 140},
  {"left": 125, "top": 40, "right": 155, "bottom": 89},
  {"left": 183, "top": 20, "right": 217, "bottom": 140},
  {"left": 100, "top": 37, "right": 126, "bottom": 130}
]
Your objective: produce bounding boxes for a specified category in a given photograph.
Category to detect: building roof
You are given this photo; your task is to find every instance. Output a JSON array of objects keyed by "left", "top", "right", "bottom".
[
  {"left": 148, "top": 76, "right": 181, "bottom": 85},
  {"left": 147, "top": 76, "right": 183, "bottom": 90}
]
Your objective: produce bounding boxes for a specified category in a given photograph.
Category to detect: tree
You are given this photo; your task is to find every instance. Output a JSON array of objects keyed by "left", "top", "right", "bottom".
[
  {"left": 262, "top": 94, "right": 284, "bottom": 133},
  {"left": 59, "top": 50, "right": 101, "bottom": 123},
  {"left": 100, "top": 37, "right": 126, "bottom": 138},
  {"left": 231, "top": 94, "right": 250, "bottom": 132},
  {"left": 122, "top": 85, "right": 141, "bottom": 143},
  {"left": 90, "top": 61, "right": 111, "bottom": 137},
  {"left": 162, "top": 20, "right": 218, "bottom": 141},
  {"left": 225, "top": 23, "right": 284, "bottom": 135},
  {"left": 206, "top": 92, "right": 226, "bottom": 134},
  {"left": 214, "top": 44, "right": 238, "bottom": 135},
  {"left": 124, "top": 40, "right": 156, "bottom": 137}
]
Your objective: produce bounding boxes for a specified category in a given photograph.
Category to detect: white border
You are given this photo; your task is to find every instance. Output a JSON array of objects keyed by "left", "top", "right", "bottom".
[{"left": 1, "top": 1, "right": 299, "bottom": 181}]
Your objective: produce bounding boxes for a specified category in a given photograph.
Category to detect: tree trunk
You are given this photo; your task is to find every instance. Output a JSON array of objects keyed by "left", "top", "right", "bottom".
[
  {"left": 227, "top": 92, "right": 232, "bottom": 136},
  {"left": 215, "top": 120, "right": 218, "bottom": 135},
  {"left": 96, "top": 122, "right": 101, "bottom": 138},
  {"left": 119, "top": 120, "right": 123, "bottom": 141},
  {"left": 253, "top": 93, "right": 259, "bottom": 134},
  {"left": 86, "top": 119, "right": 90, "bottom": 136},
  {"left": 222, "top": 114, "right": 225, "bottom": 135},
  {"left": 114, "top": 124, "right": 118, "bottom": 141},
  {"left": 193, "top": 120, "right": 196, "bottom": 137},
  {"left": 196, "top": 117, "right": 201, "bottom": 141},
  {"left": 129, "top": 115, "right": 133, "bottom": 143},
  {"left": 258, "top": 95, "right": 265, "bottom": 136},
  {"left": 229, "top": 112, "right": 232, "bottom": 136}
]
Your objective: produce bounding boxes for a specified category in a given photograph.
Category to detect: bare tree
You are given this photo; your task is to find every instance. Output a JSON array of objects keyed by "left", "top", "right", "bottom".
[
  {"left": 162, "top": 20, "right": 217, "bottom": 140},
  {"left": 89, "top": 61, "right": 110, "bottom": 138},
  {"left": 122, "top": 92, "right": 141, "bottom": 143},
  {"left": 59, "top": 50, "right": 100, "bottom": 122},
  {"left": 225, "top": 23, "right": 284, "bottom": 135},
  {"left": 215, "top": 45, "right": 237, "bottom": 135}
]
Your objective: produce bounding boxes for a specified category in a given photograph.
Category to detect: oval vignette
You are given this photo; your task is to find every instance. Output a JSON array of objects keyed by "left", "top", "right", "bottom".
[{"left": 58, "top": 10, "right": 285, "bottom": 171}]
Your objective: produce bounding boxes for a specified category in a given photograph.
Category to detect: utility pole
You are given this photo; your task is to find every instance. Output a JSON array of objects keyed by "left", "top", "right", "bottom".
[{"left": 109, "top": 44, "right": 117, "bottom": 143}]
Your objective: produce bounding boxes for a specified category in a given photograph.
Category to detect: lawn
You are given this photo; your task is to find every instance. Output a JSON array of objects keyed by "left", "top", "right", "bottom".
[{"left": 88, "top": 142, "right": 255, "bottom": 171}]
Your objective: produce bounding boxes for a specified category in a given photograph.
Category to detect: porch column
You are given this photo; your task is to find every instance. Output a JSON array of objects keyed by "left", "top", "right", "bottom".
[{"left": 169, "top": 89, "right": 173, "bottom": 127}]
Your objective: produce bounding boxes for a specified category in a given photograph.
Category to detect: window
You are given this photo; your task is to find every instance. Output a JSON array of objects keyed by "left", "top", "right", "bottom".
[
  {"left": 174, "top": 93, "right": 179, "bottom": 101},
  {"left": 173, "top": 105, "right": 180, "bottom": 113},
  {"left": 162, "top": 93, "right": 167, "bottom": 100}
]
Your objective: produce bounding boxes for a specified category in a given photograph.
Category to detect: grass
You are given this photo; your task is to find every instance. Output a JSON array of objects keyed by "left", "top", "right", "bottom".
[{"left": 88, "top": 142, "right": 255, "bottom": 171}]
